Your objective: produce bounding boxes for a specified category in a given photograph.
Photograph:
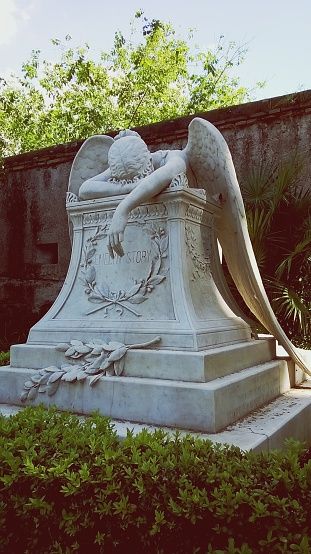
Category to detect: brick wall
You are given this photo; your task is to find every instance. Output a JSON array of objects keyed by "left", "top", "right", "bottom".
[{"left": 1, "top": 89, "right": 311, "bottom": 345}]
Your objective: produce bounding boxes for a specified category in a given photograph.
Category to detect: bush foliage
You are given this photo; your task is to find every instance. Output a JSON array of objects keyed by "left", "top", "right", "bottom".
[
  {"left": 0, "top": 351, "right": 9, "bottom": 366},
  {"left": 0, "top": 406, "right": 310, "bottom": 553}
]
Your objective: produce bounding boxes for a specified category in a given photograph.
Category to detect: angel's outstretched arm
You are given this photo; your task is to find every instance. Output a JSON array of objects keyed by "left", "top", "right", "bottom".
[{"left": 108, "top": 151, "right": 186, "bottom": 257}]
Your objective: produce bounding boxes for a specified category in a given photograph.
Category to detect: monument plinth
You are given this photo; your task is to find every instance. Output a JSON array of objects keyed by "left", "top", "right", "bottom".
[
  {"left": 14, "top": 183, "right": 250, "bottom": 357},
  {"left": 2, "top": 184, "right": 290, "bottom": 432},
  {"left": 1, "top": 117, "right": 308, "bottom": 436}
]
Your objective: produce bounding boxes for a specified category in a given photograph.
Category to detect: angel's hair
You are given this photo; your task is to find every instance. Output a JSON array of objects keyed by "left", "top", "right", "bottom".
[
  {"left": 114, "top": 129, "right": 140, "bottom": 140},
  {"left": 108, "top": 136, "right": 152, "bottom": 181}
]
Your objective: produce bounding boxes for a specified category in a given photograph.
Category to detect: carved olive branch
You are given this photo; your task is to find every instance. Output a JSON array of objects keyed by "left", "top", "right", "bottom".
[{"left": 20, "top": 335, "right": 161, "bottom": 402}]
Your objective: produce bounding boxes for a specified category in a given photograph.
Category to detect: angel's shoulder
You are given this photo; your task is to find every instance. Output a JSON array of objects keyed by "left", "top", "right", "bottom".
[
  {"left": 151, "top": 150, "right": 167, "bottom": 169},
  {"left": 152, "top": 148, "right": 185, "bottom": 169}
]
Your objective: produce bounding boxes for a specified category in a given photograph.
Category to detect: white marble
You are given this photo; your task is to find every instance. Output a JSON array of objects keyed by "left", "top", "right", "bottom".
[
  {"left": 67, "top": 120, "right": 310, "bottom": 374},
  {"left": 261, "top": 334, "right": 311, "bottom": 385},
  {"left": 113, "top": 388, "right": 311, "bottom": 452},
  {"left": 0, "top": 359, "right": 290, "bottom": 433},
  {"left": 11, "top": 338, "right": 275, "bottom": 382},
  {"left": 5, "top": 118, "right": 308, "bottom": 434},
  {"left": 1, "top": 388, "right": 311, "bottom": 452},
  {"left": 11, "top": 185, "right": 251, "bottom": 367}
]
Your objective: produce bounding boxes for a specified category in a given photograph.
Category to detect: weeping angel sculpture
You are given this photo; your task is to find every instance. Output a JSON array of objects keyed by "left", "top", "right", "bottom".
[{"left": 68, "top": 118, "right": 310, "bottom": 375}]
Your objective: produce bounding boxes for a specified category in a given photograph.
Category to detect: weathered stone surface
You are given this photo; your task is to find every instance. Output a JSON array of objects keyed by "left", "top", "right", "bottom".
[
  {"left": 12, "top": 186, "right": 250, "bottom": 365},
  {"left": 4, "top": 181, "right": 286, "bottom": 432},
  {"left": 11, "top": 338, "right": 275, "bottom": 382},
  {"left": 2, "top": 90, "right": 311, "bottom": 345},
  {"left": 3, "top": 117, "right": 301, "bottom": 434},
  {"left": 0, "top": 358, "right": 290, "bottom": 432},
  {"left": 1, "top": 387, "right": 311, "bottom": 452}
]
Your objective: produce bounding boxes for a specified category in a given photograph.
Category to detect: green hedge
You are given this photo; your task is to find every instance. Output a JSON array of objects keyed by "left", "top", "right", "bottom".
[
  {"left": 0, "top": 406, "right": 310, "bottom": 553},
  {"left": 0, "top": 352, "right": 9, "bottom": 366}
]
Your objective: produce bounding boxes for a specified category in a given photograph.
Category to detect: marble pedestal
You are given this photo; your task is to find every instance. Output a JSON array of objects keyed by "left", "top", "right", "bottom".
[
  {"left": 1, "top": 185, "right": 291, "bottom": 432},
  {"left": 25, "top": 185, "right": 251, "bottom": 350}
]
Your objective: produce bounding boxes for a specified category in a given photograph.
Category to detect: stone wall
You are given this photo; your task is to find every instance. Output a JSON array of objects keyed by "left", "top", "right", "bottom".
[{"left": 1, "top": 90, "right": 311, "bottom": 346}]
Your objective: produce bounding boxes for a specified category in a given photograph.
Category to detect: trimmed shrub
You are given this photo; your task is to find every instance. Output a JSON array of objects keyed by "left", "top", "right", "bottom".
[
  {"left": 0, "top": 352, "right": 9, "bottom": 366},
  {"left": 0, "top": 406, "right": 310, "bottom": 553}
]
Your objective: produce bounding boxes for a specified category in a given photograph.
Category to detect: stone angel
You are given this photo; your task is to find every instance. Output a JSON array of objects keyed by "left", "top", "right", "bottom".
[{"left": 67, "top": 118, "right": 310, "bottom": 375}]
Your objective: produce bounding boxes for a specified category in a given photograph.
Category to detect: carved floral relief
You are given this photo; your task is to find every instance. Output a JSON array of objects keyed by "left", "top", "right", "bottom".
[{"left": 185, "top": 224, "right": 210, "bottom": 281}]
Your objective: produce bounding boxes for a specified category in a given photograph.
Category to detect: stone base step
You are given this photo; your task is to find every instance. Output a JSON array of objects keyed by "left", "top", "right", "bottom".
[
  {"left": 0, "top": 358, "right": 290, "bottom": 432},
  {"left": 10, "top": 338, "right": 276, "bottom": 383},
  {"left": 1, "top": 388, "right": 310, "bottom": 453}
]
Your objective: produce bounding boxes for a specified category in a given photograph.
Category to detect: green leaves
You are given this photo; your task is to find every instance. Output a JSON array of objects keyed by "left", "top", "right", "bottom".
[
  {"left": 0, "top": 17, "right": 257, "bottom": 159},
  {"left": 240, "top": 153, "right": 311, "bottom": 346},
  {"left": 0, "top": 351, "right": 10, "bottom": 365},
  {"left": 187, "top": 37, "right": 252, "bottom": 114},
  {"left": 0, "top": 406, "right": 311, "bottom": 552}
]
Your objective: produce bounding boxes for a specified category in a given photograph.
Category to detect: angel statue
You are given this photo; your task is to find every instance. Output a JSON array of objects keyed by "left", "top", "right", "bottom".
[{"left": 68, "top": 118, "right": 310, "bottom": 375}]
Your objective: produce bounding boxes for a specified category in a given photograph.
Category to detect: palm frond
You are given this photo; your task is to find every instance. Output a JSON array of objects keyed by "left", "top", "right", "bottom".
[
  {"left": 268, "top": 152, "right": 305, "bottom": 211},
  {"left": 302, "top": 213, "right": 311, "bottom": 241},
  {"left": 240, "top": 162, "right": 275, "bottom": 206},
  {"left": 241, "top": 153, "right": 310, "bottom": 347},
  {"left": 268, "top": 280, "right": 310, "bottom": 332},
  {"left": 246, "top": 207, "right": 272, "bottom": 240},
  {"left": 275, "top": 236, "right": 311, "bottom": 280}
]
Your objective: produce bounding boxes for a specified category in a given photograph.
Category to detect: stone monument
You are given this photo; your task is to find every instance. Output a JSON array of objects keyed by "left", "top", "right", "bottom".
[{"left": 0, "top": 118, "right": 309, "bottom": 433}]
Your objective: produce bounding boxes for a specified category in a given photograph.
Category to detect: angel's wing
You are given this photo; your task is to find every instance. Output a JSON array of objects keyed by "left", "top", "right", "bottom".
[
  {"left": 184, "top": 117, "right": 310, "bottom": 375},
  {"left": 68, "top": 135, "right": 114, "bottom": 199}
]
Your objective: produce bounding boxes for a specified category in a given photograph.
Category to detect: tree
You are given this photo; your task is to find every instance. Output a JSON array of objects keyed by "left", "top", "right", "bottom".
[{"left": 0, "top": 13, "right": 261, "bottom": 157}]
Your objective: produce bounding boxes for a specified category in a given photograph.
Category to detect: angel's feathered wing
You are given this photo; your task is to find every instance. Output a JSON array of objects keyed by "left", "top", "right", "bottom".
[
  {"left": 68, "top": 135, "right": 114, "bottom": 199},
  {"left": 184, "top": 117, "right": 310, "bottom": 375},
  {"left": 67, "top": 134, "right": 114, "bottom": 241}
]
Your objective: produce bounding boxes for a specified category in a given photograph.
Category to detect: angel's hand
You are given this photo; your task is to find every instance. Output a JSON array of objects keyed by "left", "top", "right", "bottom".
[{"left": 107, "top": 208, "right": 128, "bottom": 258}]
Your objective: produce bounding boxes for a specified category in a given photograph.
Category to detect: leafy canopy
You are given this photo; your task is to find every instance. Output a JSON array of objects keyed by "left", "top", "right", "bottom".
[{"left": 0, "top": 13, "right": 263, "bottom": 157}]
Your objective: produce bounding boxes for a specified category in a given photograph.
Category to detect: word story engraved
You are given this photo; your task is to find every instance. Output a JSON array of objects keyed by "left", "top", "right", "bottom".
[
  {"left": 79, "top": 224, "right": 169, "bottom": 317},
  {"left": 92, "top": 248, "right": 152, "bottom": 267}
]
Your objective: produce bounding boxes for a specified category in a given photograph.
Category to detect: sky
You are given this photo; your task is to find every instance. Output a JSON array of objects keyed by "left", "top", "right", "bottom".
[{"left": 0, "top": 0, "right": 311, "bottom": 102}]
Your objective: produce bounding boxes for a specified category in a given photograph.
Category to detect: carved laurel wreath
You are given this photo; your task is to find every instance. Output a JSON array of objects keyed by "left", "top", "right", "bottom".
[
  {"left": 20, "top": 335, "right": 161, "bottom": 402},
  {"left": 80, "top": 224, "right": 169, "bottom": 317}
]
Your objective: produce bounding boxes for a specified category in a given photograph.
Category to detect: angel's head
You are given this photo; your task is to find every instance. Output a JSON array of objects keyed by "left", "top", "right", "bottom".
[
  {"left": 108, "top": 135, "right": 153, "bottom": 181},
  {"left": 114, "top": 129, "right": 140, "bottom": 140}
]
